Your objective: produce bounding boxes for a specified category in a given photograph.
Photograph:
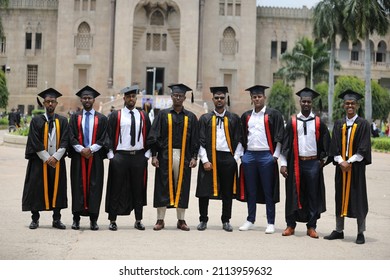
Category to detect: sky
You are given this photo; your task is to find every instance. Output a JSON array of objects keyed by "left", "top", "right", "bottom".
[{"left": 257, "top": 0, "right": 320, "bottom": 8}]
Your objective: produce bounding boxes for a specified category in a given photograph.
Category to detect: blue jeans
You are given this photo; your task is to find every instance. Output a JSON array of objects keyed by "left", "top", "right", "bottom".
[{"left": 242, "top": 151, "right": 275, "bottom": 224}]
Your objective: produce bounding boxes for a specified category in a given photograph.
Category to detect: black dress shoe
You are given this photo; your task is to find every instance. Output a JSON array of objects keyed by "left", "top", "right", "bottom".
[
  {"left": 90, "top": 221, "right": 99, "bottom": 231},
  {"left": 29, "top": 220, "right": 39, "bottom": 229},
  {"left": 223, "top": 222, "right": 233, "bottom": 232},
  {"left": 134, "top": 221, "right": 145, "bottom": 231},
  {"left": 324, "top": 230, "right": 344, "bottom": 240},
  {"left": 109, "top": 222, "right": 117, "bottom": 231},
  {"left": 197, "top": 221, "right": 207, "bottom": 231},
  {"left": 71, "top": 221, "right": 80, "bottom": 230},
  {"left": 52, "top": 220, "right": 66, "bottom": 230},
  {"left": 356, "top": 233, "right": 365, "bottom": 244}
]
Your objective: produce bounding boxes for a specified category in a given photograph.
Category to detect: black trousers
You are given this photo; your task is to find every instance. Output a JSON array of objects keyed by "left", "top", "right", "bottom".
[
  {"left": 107, "top": 151, "right": 146, "bottom": 221},
  {"left": 199, "top": 152, "right": 236, "bottom": 224},
  {"left": 31, "top": 209, "right": 61, "bottom": 222},
  {"left": 73, "top": 211, "right": 99, "bottom": 222}
]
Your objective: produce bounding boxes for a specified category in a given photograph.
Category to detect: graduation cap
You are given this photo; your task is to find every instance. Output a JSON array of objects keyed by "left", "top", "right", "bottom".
[
  {"left": 338, "top": 89, "right": 364, "bottom": 101},
  {"left": 37, "top": 88, "right": 62, "bottom": 107},
  {"left": 295, "top": 87, "right": 320, "bottom": 99},
  {"left": 75, "top": 85, "right": 100, "bottom": 98},
  {"left": 210, "top": 86, "right": 230, "bottom": 106},
  {"left": 168, "top": 83, "right": 194, "bottom": 103},
  {"left": 121, "top": 85, "right": 139, "bottom": 95},
  {"left": 245, "top": 85, "right": 269, "bottom": 95}
]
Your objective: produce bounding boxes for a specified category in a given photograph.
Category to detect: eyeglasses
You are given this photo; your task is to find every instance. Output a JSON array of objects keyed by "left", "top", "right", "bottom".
[
  {"left": 172, "top": 94, "right": 185, "bottom": 99},
  {"left": 214, "top": 96, "right": 225, "bottom": 100},
  {"left": 44, "top": 100, "right": 58, "bottom": 104},
  {"left": 344, "top": 101, "right": 357, "bottom": 106}
]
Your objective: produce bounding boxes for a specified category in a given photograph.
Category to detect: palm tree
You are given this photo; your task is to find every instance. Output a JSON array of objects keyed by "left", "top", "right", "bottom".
[
  {"left": 277, "top": 37, "right": 338, "bottom": 88},
  {"left": 344, "top": 0, "right": 389, "bottom": 122},
  {"left": 313, "top": 0, "right": 347, "bottom": 128}
]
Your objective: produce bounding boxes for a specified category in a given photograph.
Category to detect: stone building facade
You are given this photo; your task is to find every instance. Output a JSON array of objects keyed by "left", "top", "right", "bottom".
[{"left": 0, "top": 0, "right": 389, "bottom": 116}]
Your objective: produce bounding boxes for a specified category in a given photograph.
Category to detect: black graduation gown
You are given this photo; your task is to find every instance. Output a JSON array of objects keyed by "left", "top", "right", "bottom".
[
  {"left": 22, "top": 114, "right": 69, "bottom": 211},
  {"left": 68, "top": 111, "right": 108, "bottom": 215},
  {"left": 196, "top": 111, "right": 242, "bottom": 198},
  {"left": 147, "top": 107, "right": 199, "bottom": 209},
  {"left": 105, "top": 109, "right": 151, "bottom": 215},
  {"left": 281, "top": 115, "right": 330, "bottom": 222},
  {"left": 330, "top": 117, "right": 371, "bottom": 220},
  {"left": 236, "top": 108, "right": 284, "bottom": 204}
]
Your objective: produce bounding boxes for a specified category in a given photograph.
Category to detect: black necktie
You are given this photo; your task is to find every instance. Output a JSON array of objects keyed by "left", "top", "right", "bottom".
[
  {"left": 130, "top": 111, "right": 136, "bottom": 146},
  {"left": 216, "top": 116, "right": 224, "bottom": 128},
  {"left": 48, "top": 115, "right": 54, "bottom": 134},
  {"left": 297, "top": 117, "right": 314, "bottom": 135}
]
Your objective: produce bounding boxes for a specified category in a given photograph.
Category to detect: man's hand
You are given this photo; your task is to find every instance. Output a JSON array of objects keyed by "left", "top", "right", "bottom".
[
  {"left": 340, "top": 161, "right": 351, "bottom": 172},
  {"left": 80, "top": 147, "right": 93, "bottom": 159},
  {"left": 203, "top": 162, "right": 212, "bottom": 171},
  {"left": 46, "top": 156, "right": 58, "bottom": 168},
  {"left": 152, "top": 156, "right": 159, "bottom": 168},
  {"left": 189, "top": 158, "right": 197, "bottom": 168},
  {"left": 280, "top": 166, "right": 288, "bottom": 178}
]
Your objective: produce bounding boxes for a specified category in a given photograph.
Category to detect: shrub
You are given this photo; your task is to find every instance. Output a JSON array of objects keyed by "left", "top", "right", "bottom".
[{"left": 371, "top": 137, "right": 390, "bottom": 152}]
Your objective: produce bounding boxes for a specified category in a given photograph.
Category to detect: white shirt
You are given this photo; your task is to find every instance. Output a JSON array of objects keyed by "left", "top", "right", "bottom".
[
  {"left": 334, "top": 114, "right": 363, "bottom": 164},
  {"left": 198, "top": 110, "right": 243, "bottom": 163},
  {"left": 72, "top": 109, "right": 102, "bottom": 153},
  {"left": 246, "top": 106, "right": 281, "bottom": 158}
]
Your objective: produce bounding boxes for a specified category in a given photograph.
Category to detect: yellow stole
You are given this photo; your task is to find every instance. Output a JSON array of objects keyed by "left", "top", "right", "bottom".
[
  {"left": 341, "top": 123, "right": 358, "bottom": 217},
  {"left": 43, "top": 118, "right": 61, "bottom": 210},
  {"left": 167, "top": 113, "right": 189, "bottom": 207},
  {"left": 211, "top": 115, "right": 236, "bottom": 196}
]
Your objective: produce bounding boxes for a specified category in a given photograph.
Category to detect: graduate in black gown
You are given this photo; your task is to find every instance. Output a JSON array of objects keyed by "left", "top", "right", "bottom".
[
  {"left": 237, "top": 85, "right": 284, "bottom": 234},
  {"left": 147, "top": 83, "right": 199, "bottom": 231},
  {"left": 105, "top": 85, "right": 151, "bottom": 231},
  {"left": 68, "top": 85, "right": 108, "bottom": 231},
  {"left": 279, "top": 88, "right": 330, "bottom": 239},
  {"left": 196, "top": 86, "right": 243, "bottom": 232},
  {"left": 22, "top": 88, "right": 69, "bottom": 230},
  {"left": 324, "top": 90, "right": 372, "bottom": 245}
]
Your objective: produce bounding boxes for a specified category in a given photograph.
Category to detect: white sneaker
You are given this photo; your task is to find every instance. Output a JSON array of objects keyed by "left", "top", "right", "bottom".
[
  {"left": 265, "top": 224, "right": 275, "bottom": 234},
  {"left": 239, "top": 221, "right": 254, "bottom": 231}
]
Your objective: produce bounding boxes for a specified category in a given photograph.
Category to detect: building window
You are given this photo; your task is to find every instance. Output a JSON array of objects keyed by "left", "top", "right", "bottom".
[
  {"left": 27, "top": 65, "right": 38, "bottom": 88},
  {"left": 351, "top": 41, "right": 361, "bottom": 61},
  {"left": 26, "top": 33, "right": 32, "bottom": 49},
  {"left": 82, "top": 0, "right": 88, "bottom": 11},
  {"left": 221, "top": 27, "right": 237, "bottom": 55},
  {"left": 162, "top": 34, "right": 167, "bottom": 51},
  {"left": 153, "top": 34, "right": 161, "bottom": 51},
  {"left": 35, "top": 33, "right": 42, "bottom": 50},
  {"left": 150, "top": 10, "right": 164, "bottom": 26},
  {"left": 219, "top": 1, "right": 225, "bottom": 16},
  {"left": 78, "top": 69, "right": 87, "bottom": 88},
  {"left": 271, "top": 41, "right": 277, "bottom": 59},
  {"left": 235, "top": 2, "right": 241, "bottom": 16},
  {"left": 75, "top": 22, "right": 92, "bottom": 51},
  {"left": 90, "top": 0, "right": 96, "bottom": 11},
  {"left": 146, "top": 33, "right": 151, "bottom": 50},
  {"left": 227, "top": 0, "right": 233, "bottom": 16},
  {"left": 377, "top": 41, "right": 387, "bottom": 63},
  {"left": 281, "top": 41, "right": 287, "bottom": 54},
  {"left": 0, "top": 37, "right": 5, "bottom": 54},
  {"left": 74, "top": 0, "right": 80, "bottom": 11}
]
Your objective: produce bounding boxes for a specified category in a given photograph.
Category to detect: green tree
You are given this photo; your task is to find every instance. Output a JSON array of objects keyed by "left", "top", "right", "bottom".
[
  {"left": 0, "top": 70, "right": 8, "bottom": 108},
  {"left": 314, "top": 81, "right": 328, "bottom": 113},
  {"left": 267, "top": 81, "right": 296, "bottom": 121},
  {"left": 332, "top": 76, "right": 390, "bottom": 122},
  {"left": 277, "top": 37, "right": 339, "bottom": 88},
  {"left": 343, "top": 0, "right": 389, "bottom": 122},
  {"left": 313, "top": 0, "right": 348, "bottom": 128}
]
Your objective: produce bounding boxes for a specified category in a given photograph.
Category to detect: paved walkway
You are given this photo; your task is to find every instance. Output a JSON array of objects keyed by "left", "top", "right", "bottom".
[{"left": 0, "top": 129, "right": 389, "bottom": 261}]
